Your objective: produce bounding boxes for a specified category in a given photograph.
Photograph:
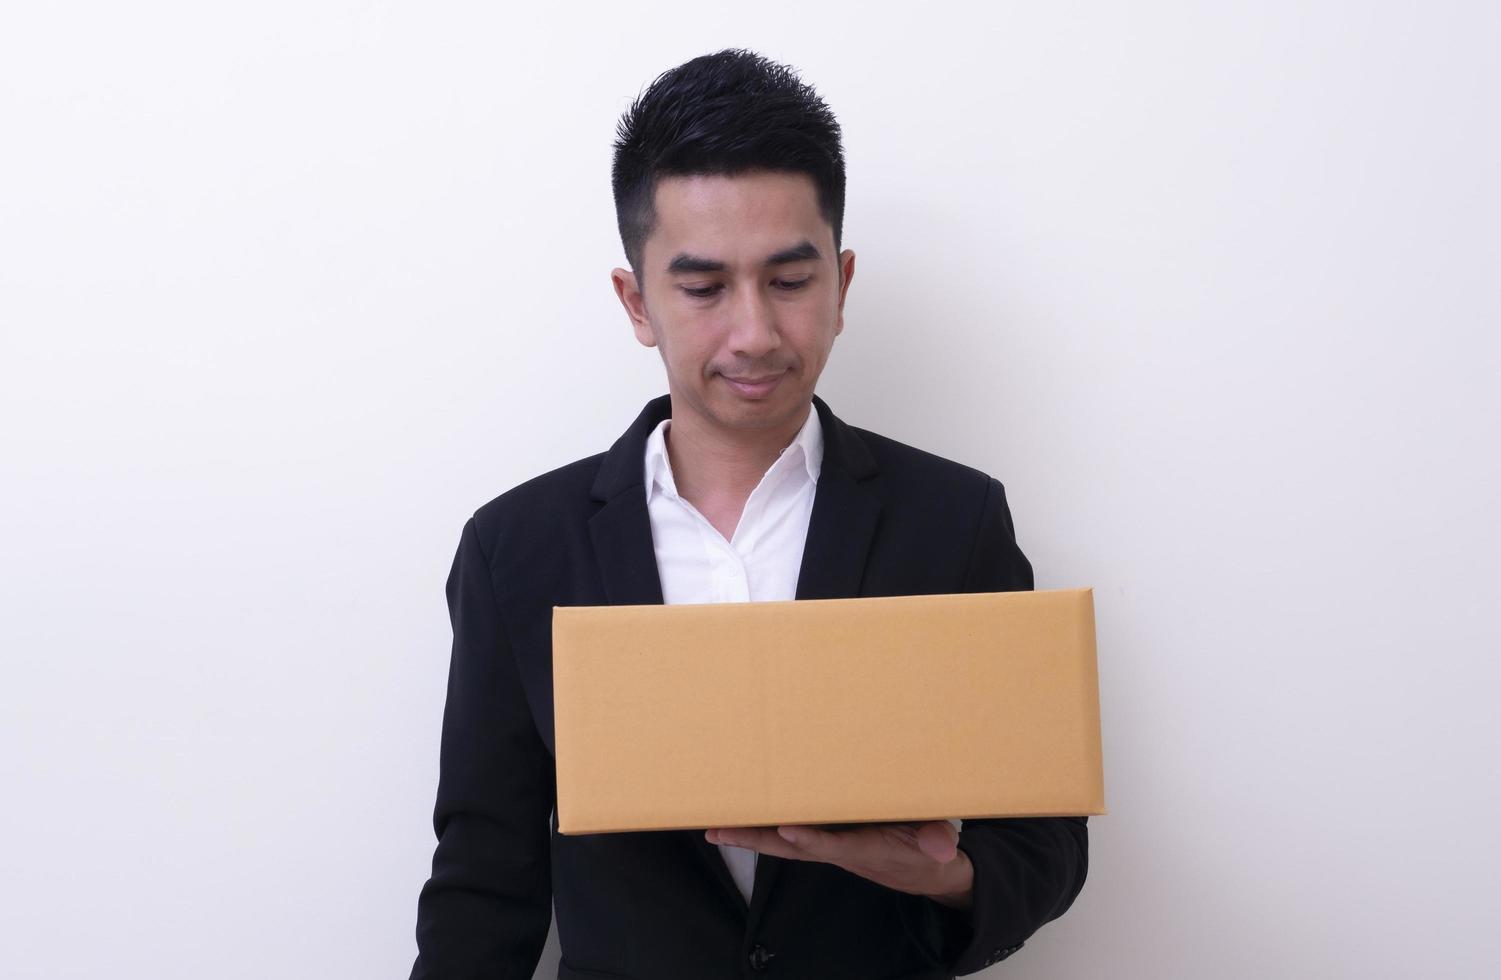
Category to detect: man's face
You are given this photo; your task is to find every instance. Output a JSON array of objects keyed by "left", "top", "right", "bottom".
[{"left": 612, "top": 170, "right": 856, "bottom": 436}]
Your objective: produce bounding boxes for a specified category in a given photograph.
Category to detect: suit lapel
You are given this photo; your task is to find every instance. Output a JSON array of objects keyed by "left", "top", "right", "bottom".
[
  {"left": 588, "top": 489, "right": 665, "bottom": 607},
  {"left": 587, "top": 394, "right": 670, "bottom": 606},
  {"left": 585, "top": 392, "right": 883, "bottom": 923}
]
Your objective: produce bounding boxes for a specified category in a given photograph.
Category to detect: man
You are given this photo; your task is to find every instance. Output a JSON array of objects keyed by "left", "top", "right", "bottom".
[{"left": 410, "top": 49, "right": 1088, "bottom": 979}]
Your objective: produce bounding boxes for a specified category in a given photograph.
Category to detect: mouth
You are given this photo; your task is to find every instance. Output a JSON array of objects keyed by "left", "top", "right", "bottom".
[{"left": 721, "top": 372, "right": 786, "bottom": 398}]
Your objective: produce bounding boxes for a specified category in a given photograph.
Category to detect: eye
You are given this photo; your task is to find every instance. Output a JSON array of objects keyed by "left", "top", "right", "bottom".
[
  {"left": 773, "top": 277, "right": 811, "bottom": 291},
  {"left": 681, "top": 283, "right": 723, "bottom": 299}
]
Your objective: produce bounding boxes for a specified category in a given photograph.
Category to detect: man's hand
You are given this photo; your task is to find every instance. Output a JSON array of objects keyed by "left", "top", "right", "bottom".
[{"left": 705, "top": 821, "right": 974, "bottom": 911}]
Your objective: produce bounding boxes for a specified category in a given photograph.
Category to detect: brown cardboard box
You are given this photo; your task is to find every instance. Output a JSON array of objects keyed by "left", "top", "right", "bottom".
[{"left": 551, "top": 587, "right": 1104, "bottom": 834}]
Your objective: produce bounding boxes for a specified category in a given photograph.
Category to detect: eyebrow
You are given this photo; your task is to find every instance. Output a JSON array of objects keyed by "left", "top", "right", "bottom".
[{"left": 665, "top": 239, "right": 822, "bottom": 275}]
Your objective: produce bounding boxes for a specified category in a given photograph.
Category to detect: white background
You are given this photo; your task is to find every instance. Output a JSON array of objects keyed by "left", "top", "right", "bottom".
[{"left": 3, "top": 2, "right": 1498, "bottom": 977}]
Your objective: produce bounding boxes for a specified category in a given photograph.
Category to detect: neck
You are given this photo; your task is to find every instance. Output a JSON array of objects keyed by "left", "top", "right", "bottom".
[{"left": 664, "top": 397, "right": 812, "bottom": 504}]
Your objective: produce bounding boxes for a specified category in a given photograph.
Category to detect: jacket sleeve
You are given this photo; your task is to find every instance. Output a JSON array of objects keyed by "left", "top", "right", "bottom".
[
  {"left": 410, "top": 516, "right": 557, "bottom": 979},
  {"left": 897, "top": 477, "right": 1090, "bottom": 975}
]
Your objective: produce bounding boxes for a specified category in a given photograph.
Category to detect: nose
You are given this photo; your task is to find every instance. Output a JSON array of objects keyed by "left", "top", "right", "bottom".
[{"left": 726, "top": 282, "right": 782, "bottom": 360}]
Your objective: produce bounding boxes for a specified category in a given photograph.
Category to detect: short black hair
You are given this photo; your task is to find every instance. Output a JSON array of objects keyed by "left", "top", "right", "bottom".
[{"left": 611, "top": 48, "right": 846, "bottom": 277}]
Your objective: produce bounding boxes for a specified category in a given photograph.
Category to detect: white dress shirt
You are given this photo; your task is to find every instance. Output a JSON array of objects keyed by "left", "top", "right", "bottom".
[{"left": 642, "top": 406, "right": 825, "bottom": 904}]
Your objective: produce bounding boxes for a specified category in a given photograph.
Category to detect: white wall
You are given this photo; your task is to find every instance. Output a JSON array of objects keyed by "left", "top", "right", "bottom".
[{"left": 3, "top": 3, "right": 1497, "bottom": 977}]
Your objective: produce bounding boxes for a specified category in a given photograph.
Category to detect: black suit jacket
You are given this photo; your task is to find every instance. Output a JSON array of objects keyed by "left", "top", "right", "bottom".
[{"left": 410, "top": 393, "right": 1088, "bottom": 980}]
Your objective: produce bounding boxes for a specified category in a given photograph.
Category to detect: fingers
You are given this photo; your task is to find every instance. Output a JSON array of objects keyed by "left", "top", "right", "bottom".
[
  {"left": 706, "top": 826, "right": 816, "bottom": 862},
  {"left": 706, "top": 821, "right": 959, "bottom": 867}
]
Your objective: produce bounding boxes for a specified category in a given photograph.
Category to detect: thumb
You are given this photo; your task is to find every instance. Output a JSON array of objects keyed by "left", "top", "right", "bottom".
[{"left": 915, "top": 820, "right": 960, "bottom": 864}]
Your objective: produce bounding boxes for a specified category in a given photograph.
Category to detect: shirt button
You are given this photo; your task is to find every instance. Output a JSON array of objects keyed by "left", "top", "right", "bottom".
[{"left": 747, "top": 944, "right": 774, "bottom": 971}]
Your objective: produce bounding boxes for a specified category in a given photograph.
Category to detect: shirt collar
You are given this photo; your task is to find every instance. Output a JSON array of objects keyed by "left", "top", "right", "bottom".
[{"left": 643, "top": 403, "right": 824, "bottom": 500}]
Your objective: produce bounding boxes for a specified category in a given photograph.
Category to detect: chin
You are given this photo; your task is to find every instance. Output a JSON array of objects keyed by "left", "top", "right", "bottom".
[{"left": 728, "top": 397, "right": 805, "bottom": 428}]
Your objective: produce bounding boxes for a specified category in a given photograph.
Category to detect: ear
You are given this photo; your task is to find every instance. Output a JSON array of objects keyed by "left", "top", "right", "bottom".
[
  {"left": 612, "top": 267, "right": 657, "bottom": 347},
  {"left": 834, "top": 249, "right": 856, "bottom": 337}
]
